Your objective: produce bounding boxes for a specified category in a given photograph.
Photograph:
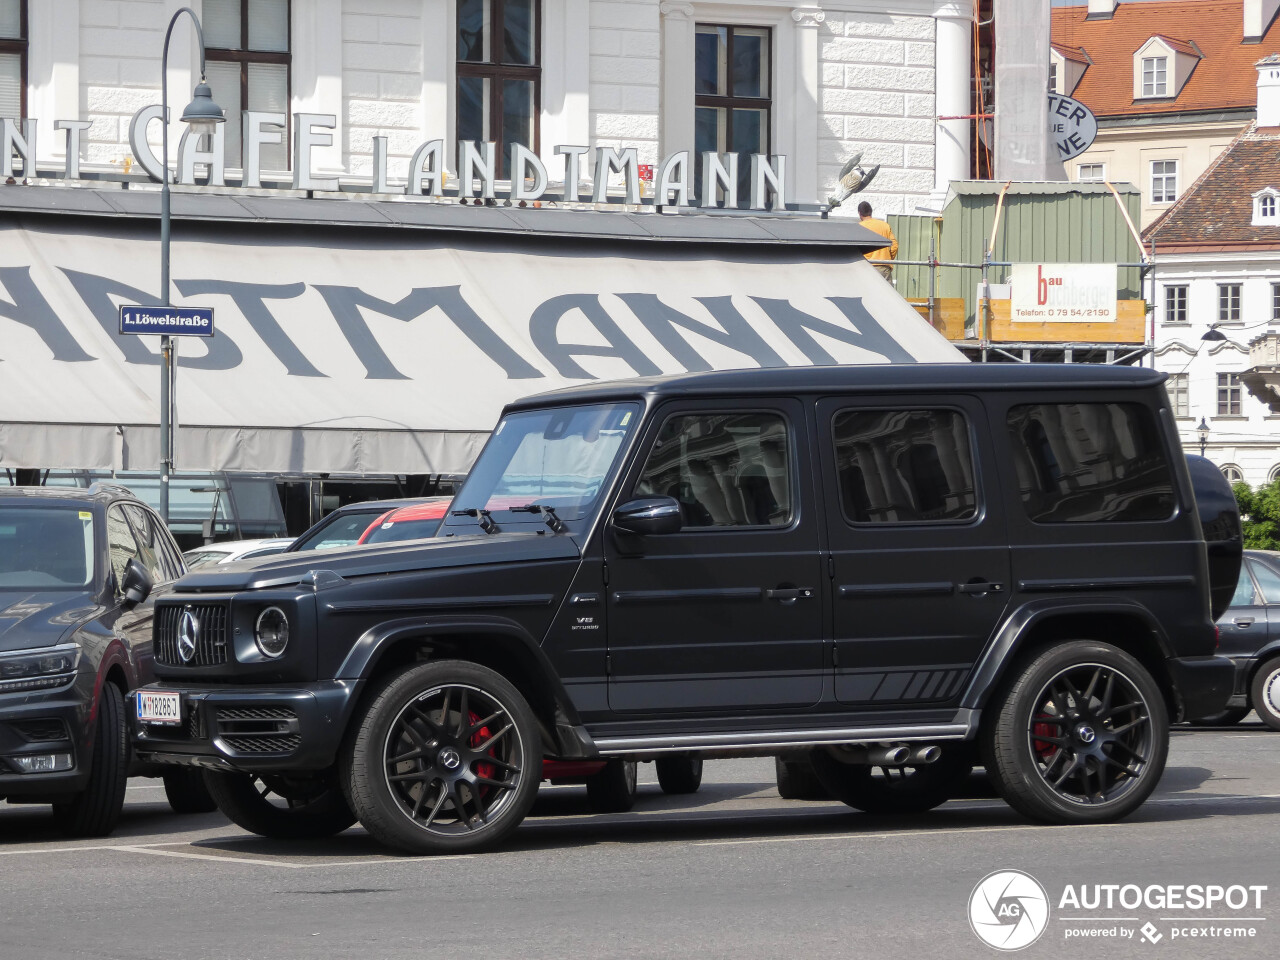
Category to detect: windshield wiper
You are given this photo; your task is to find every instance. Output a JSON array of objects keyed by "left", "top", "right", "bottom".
[
  {"left": 451, "top": 508, "right": 498, "bottom": 534},
  {"left": 510, "top": 503, "right": 567, "bottom": 533}
]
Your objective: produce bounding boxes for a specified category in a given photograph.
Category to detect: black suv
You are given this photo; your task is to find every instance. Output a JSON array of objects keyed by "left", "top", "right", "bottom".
[
  {"left": 131, "top": 365, "right": 1239, "bottom": 854},
  {"left": 0, "top": 484, "right": 214, "bottom": 836}
]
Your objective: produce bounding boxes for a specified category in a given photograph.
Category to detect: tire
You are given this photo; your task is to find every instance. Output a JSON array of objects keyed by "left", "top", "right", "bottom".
[
  {"left": 775, "top": 756, "right": 830, "bottom": 800},
  {"left": 163, "top": 768, "right": 219, "bottom": 814},
  {"left": 203, "top": 770, "right": 355, "bottom": 840},
  {"left": 982, "top": 641, "right": 1168, "bottom": 824},
  {"left": 1190, "top": 707, "right": 1250, "bottom": 727},
  {"left": 809, "top": 744, "right": 973, "bottom": 814},
  {"left": 655, "top": 756, "right": 703, "bottom": 795},
  {"left": 1251, "top": 656, "right": 1280, "bottom": 731},
  {"left": 52, "top": 682, "right": 128, "bottom": 838},
  {"left": 586, "top": 759, "right": 638, "bottom": 813},
  {"left": 343, "top": 660, "right": 541, "bottom": 854}
]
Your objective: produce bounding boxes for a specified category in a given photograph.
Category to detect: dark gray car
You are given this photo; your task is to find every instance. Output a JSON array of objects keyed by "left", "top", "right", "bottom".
[{"left": 1201, "top": 549, "right": 1280, "bottom": 729}]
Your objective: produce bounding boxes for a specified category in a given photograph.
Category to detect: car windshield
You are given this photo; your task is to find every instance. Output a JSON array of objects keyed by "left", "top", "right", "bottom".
[
  {"left": 363, "top": 518, "right": 444, "bottom": 544},
  {"left": 183, "top": 549, "right": 231, "bottom": 569},
  {"left": 0, "top": 505, "right": 96, "bottom": 589},
  {"left": 292, "top": 512, "right": 381, "bottom": 551},
  {"left": 446, "top": 402, "right": 641, "bottom": 525}
]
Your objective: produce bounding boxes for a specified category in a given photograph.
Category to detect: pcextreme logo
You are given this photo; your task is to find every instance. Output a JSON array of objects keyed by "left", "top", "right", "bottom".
[{"left": 969, "top": 870, "right": 1051, "bottom": 951}]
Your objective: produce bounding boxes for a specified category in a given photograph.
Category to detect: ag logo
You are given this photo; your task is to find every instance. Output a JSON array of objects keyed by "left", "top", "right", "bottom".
[{"left": 968, "top": 869, "right": 1050, "bottom": 951}]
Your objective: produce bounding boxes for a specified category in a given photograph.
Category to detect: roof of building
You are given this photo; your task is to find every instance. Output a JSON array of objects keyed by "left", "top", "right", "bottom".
[
  {"left": 1144, "top": 121, "right": 1280, "bottom": 244},
  {"left": 1052, "top": 1, "right": 1279, "bottom": 118},
  {"left": 0, "top": 182, "right": 889, "bottom": 250},
  {"left": 1052, "top": 43, "right": 1093, "bottom": 64}
]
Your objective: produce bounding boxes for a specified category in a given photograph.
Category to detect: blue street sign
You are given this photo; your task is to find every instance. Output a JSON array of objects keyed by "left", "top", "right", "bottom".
[{"left": 118, "top": 304, "right": 215, "bottom": 337}]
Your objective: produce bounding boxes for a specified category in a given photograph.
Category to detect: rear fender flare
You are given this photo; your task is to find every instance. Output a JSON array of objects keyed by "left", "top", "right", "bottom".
[{"left": 961, "top": 598, "right": 1176, "bottom": 711}]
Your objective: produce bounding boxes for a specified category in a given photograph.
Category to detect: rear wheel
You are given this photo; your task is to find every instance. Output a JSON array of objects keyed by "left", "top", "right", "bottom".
[
  {"left": 586, "top": 759, "right": 638, "bottom": 812},
  {"left": 52, "top": 682, "right": 128, "bottom": 838},
  {"left": 1251, "top": 656, "right": 1280, "bottom": 731},
  {"left": 810, "top": 745, "right": 972, "bottom": 814},
  {"left": 203, "top": 770, "right": 355, "bottom": 839},
  {"left": 344, "top": 660, "right": 541, "bottom": 854},
  {"left": 775, "top": 756, "right": 829, "bottom": 800},
  {"left": 655, "top": 756, "right": 703, "bottom": 795},
  {"left": 982, "top": 641, "right": 1168, "bottom": 824},
  {"left": 163, "top": 768, "right": 219, "bottom": 814}
]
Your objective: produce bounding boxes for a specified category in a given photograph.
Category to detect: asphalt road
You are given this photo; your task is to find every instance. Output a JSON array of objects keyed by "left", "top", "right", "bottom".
[{"left": 1, "top": 723, "right": 1277, "bottom": 960}]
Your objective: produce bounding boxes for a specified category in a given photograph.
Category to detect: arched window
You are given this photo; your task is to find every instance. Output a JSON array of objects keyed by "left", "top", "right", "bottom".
[
  {"left": 1268, "top": 463, "right": 1280, "bottom": 483},
  {"left": 1221, "top": 464, "right": 1245, "bottom": 484},
  {"left": 1264, "top": 195, "right": 1277, "bottom": 218}
]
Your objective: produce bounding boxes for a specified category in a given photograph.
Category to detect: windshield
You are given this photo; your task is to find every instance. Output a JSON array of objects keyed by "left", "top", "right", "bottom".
[
  {"left": 363, "top": 518, "right": 444, "bottom": 544},
  {"left": 291, "top": 511, "right": 381, "bottom": 551},
  {"left": 446, "top": 402, "right": 641, "bottom": 525},
  {"left": 0, "top": 506, "right": 96, "bottom": 589}
]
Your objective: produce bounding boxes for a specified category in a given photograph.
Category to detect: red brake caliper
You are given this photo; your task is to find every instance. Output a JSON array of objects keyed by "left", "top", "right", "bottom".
[
  {"left": 1032, "top": 704, "right": 1059, "bottom": 761},
  {"left": 469, "top": 711, "right": 496, "bottom": 794}
]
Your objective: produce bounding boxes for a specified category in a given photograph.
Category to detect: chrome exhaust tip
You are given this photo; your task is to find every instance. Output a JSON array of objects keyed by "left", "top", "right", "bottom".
[{"left": 910, "top": 745, "right": 942, "bottom": 765}]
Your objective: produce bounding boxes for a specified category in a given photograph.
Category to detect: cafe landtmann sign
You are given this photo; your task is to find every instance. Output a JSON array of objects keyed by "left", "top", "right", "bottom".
[{"left": 1, "top": 111, "right": 788, "bottom": 210}]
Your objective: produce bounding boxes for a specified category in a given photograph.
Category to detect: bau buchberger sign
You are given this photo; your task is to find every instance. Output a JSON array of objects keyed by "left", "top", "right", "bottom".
[{"left": 1010, "top": 263, "right": 1117, "bottom": 323}]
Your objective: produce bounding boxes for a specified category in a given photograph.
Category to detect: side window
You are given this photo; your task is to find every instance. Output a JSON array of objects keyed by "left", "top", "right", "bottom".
[
  {"left": 833, "top": 408, "right": 977, "bottom": 524},
  {"left": 1231, "top": 566, "right": 1258, "bottom": 607},
  {"left": 1007, "top": 402, "right": 1175, "bottom": 523},
  {"left": 1249, "top": 559, "right": 1280, "bottom": 604},
  {"left": 106, "top": 505, "right": 140, "bottom": 590},
  {"left": 634, "top": 412, "right": 791, "bottom": 528},
  {"left": 123, "top": 504, "right": 171, "bottom": 583}
]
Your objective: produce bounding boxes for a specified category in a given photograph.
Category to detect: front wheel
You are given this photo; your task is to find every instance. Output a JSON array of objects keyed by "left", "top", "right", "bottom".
[
  {"left": 163, "top": 768, "right": 219, "bottom": 814},
  {"left": 344, "top": 660, "right": 541, "bottom": 854},
  {"left": 203, "top": 770, "right": 355, "bottom": 839},
  {"left": 655, "top": 756, "right": 703, "bottom": 795},
  {"left": 1251, "top": 656, "right": 1280, "bottom": 731},
  {"left": 982, "top": 641, "right": 1168, "bottom": 824},
  {"left": 52, "top": 682, "right": 128, "bottom": 838}
]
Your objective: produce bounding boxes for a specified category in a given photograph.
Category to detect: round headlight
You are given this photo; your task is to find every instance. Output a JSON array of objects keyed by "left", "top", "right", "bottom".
[{"left": 254, "top": 607, "right": 289, "bottom": 658}]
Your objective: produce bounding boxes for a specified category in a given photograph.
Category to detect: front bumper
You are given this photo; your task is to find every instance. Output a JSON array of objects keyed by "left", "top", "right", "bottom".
[
  {"left": 1166, "top": 654, "right": 1238, "bottom": 721},
  {"left": 0, "top": 686, "right": 90, "bottom": 798},
  {"left": 130, "top": 680, "right": 361, "bottom": 774}
]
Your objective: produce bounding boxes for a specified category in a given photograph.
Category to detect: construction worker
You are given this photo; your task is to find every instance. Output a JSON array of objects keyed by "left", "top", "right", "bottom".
[{"left": 858, "top": 201, "right": 898, "bottom": 282}]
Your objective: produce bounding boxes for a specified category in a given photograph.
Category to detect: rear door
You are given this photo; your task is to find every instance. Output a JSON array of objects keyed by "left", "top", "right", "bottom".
[
  {"left": 605, "top": 399, "right": 825, "bottom": 713},
  {"left": 816, "top": 396, "right": 1011, "bottom": 707}
]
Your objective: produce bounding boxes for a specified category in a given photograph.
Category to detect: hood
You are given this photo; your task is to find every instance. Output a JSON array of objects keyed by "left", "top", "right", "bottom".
[
  {"left": 174, "top": 531, "right": 584, "bottom": 593},
  {"left": 0, "top": 591, "right": 100, "bottom": 652}
]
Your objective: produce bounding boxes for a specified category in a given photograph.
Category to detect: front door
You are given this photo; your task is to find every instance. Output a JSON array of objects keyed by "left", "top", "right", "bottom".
[
  {"left": 605, "top": 399, "right": 825, "bottom": 713},
  {"left": 816, "top": 396, "right": 1011, "bottom": 707}
]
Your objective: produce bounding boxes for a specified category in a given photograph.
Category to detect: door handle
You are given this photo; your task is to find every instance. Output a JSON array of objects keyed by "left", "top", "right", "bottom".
[
  {"left": 1234, "top": 617, "right": 1255, "bottom": 627},
  {"left": 958, "top": 581, "right": 1005, "bottom": 595},
  {"left": 766, "top": 587, "right": 815, "bottom": 601}
]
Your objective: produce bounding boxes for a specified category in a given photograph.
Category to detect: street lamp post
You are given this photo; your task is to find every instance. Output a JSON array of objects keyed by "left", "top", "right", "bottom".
[
  {"left": 158, "top": 7, "right": 224, "bottom": 523},
  {"left": 1196, "top": 417, "right": 1211, "bottom": 457}
]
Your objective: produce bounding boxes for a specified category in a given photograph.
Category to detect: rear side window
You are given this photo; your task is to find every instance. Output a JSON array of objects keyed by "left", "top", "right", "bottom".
[
  {"left": 1249, "top": 559, "right": 1280, "bottom": 603},
  {"left": 832, "top": 409, "right": 978, "bottom": 524},
  {"left": 1007, "top": 402, "right": 1175, "bottom": 523}
]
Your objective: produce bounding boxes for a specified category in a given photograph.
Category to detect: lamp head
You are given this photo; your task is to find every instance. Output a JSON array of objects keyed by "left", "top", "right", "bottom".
[
  {"left": 181, "top": 80, "right": 225, "bottom": 138},
  {"left": 1201, "top": 326, "right": 1227, "bottom": 342}
]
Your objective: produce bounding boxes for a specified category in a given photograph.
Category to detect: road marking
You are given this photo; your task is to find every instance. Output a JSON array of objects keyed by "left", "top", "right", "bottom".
[{"left": 694, "top": 821, "right": 1131, "bottom": 847}]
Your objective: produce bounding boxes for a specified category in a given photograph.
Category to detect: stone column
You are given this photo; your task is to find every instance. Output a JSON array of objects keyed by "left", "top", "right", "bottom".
[
  {"left": 660, "top": 2, "right": 696, "bottom": 159},
  {"left": 933, "top": 3, "right": 973, "bottom": 198},
  {"left": 791, "top": 6, "right": 824, "bottom": 206}
]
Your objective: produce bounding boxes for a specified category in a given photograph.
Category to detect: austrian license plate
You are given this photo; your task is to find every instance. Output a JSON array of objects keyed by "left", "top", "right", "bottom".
[{"left": 137, "top": 691, "right": 182, "bottom": 725}]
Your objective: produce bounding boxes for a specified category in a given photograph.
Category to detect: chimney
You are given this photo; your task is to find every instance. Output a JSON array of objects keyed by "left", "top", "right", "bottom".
[
  {"left": 1086, "top": 0, "right": 1117, "bottom": 18},
  {"left": 1245, "top": 0, "right": 1280, "bottom": 41},
  {"left": 1258, "top": 54, "right": 1280, "bottom": 126}
]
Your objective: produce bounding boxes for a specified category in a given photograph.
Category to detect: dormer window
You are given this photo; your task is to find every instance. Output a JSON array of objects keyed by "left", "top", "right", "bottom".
[
  {"left": 1050, "top": 44, "right": 1091, "bottom": 95},
  {"left": 1134, "top": 37, "right": 1201, "bottom": 100},
  {"left": 1253, "top": 187, "right": 1280, "bottom": 225},
  {"left": 1142, "top": 57, "right": 1168, "bottom": 96}
]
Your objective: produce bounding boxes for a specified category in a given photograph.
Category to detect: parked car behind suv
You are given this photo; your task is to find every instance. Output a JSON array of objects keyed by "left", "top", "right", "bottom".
[
  {"left": 0, "top": 484, "right": 213, "bottom": 836},
  {"left": 1199, "top": 548, "right": 1280, "bottom": 729},
  {"left": 131, "top": 365, "right": 1238, "bottom": 854}
]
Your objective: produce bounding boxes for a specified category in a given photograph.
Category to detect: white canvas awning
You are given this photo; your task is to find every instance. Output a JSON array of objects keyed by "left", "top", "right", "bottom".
[{"left": 0, "top": 190, "right": 963, "bottom": 475}]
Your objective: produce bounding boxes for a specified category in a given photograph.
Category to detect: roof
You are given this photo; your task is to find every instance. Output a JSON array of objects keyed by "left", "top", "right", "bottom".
[
  {"left": 946, "top": 181, "right": 1139, "bottom": 199},
  {"left": 507, "top": 363, "right": 1165, "bottom": 409},
  {"left": 1144, "top": 122, "right": 1280, "bottom": 245},
  {"left": 1052, "top": 1, "right": 1278, "bottom": 118},
  {"left": 1053, "top": 43, "right": 1093, "bottom": 64},
  {"left": 0, "top": 183, "right": 890, "bottom": 251},
  {"left": 0, "top": 485, "right": 129, "bottom": 505}
]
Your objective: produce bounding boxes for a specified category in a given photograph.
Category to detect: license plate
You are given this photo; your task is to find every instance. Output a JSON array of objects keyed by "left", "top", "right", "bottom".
[{"left": 137, "top": 691, "right": 182, "bottom": 725}]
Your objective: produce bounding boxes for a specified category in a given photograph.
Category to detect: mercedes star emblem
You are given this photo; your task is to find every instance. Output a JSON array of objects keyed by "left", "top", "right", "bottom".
[{"left": 177, "top": 609, "right": 200, "bottom": 664}]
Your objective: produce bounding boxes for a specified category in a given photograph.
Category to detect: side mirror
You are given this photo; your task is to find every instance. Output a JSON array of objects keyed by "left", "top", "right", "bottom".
[
  {"left": 612, "top": 496, "right": 683, "bottom": 536},
  {"left": 120, "top": 557, "right": 153, "bottom": 608}
]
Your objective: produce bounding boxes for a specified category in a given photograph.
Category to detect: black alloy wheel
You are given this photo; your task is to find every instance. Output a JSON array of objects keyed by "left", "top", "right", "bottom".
[
  {"left": 809, "top": 744, "right": 973, "bottom": 814},
  {"left": 983, "top": 641, "right": 1168, "bottom": 824},
  {"left": 203, "top": 770, "right": 356, "bottom": 839},
  {"left": 344, "top": 660, "right": 541, "bottom": 854},
  {"left": 586, "top": 758, "right": 638, "bottom": 812}
]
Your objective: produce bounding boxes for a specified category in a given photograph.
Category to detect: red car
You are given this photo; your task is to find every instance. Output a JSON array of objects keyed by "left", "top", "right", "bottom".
[{"left": 356, "top": 497, "right": 454, "bottom": 545}]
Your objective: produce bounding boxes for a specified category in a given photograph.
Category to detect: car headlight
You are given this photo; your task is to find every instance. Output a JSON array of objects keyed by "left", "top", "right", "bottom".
[
  {"left": 0, "top": 644, "right": 80, "bottom": 693},
  {"left": 254, "top": 607, "right": 289, "bottom": 658}
]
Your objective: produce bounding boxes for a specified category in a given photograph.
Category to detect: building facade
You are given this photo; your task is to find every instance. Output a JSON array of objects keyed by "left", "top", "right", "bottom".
[
  {"left": 1051, "top": 0, "right": 1278, "bottom": 227},
  {"left": 0, "top": 0, "right": 978, "bottom": 215}
]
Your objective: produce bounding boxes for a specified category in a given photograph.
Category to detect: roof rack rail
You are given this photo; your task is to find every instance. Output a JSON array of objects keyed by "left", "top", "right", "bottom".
[{"left": 87, "top": 481, "right": 135, "bottom": 499}]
